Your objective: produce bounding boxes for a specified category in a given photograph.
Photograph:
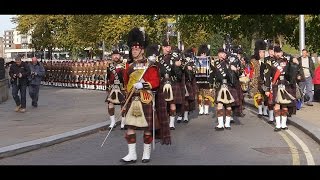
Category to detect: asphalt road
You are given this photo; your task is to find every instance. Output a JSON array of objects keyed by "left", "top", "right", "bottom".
[{"left": 0, "top": 106, "right": 319, "bottom": 165}]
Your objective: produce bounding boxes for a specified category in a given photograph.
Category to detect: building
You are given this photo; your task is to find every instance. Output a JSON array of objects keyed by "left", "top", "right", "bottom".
[
  {"left": 3, "top": 30, "right": 14, "bottom": 49},
  {"left": 0, "top": 37, "right": 4, "bottom": 58},
  {"left": 3, "top": 29, "right": 33, "bottom": 60}
]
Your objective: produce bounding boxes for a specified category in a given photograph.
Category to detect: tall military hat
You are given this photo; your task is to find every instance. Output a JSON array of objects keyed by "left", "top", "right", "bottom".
[
  {"left": 254, "top": 39, "right": 267, "bottom": 60},
  {"left": 197, "top": 44, "right": 210, "bottom": 56},
  {"left": 254, "top": 39, "right": 267, "bottom": 52},
  {"left": 127, "top": 27, "right": 149, "bottom": 48}
]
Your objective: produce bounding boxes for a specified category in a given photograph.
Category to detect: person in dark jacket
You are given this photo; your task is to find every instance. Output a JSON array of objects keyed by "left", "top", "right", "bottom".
[
  {"left": 9, "top": 57, "right": 31, "bottom": 113},
  {"left": 297, "top": 49, "right": 315, "bottom": 106},
  {"left": 28, "top": 57, "right": 45, "bottom": 107}
]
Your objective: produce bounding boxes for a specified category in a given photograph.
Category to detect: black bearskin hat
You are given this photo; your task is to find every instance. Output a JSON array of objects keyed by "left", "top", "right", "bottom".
[
  {"left": 254, "top": 40, "right": 267, "bottom": 51},
  {"left": 197, "top": 44, "right": 210, "bottom": 56},
  {"left": 127, "top": 27, "right": 149, "bottom": 48},
  {"left": 254, "top": 39, "right": 267, "bottom": 60}
]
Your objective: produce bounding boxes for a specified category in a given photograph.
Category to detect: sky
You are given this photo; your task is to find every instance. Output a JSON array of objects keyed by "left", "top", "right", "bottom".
[{"left": 0, "top": 15, "right": 16, "bottom": 37}]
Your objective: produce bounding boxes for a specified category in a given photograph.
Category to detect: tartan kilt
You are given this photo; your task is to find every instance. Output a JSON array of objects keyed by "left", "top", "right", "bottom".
[
  {"left": 172, "top": 81, "right": 185, "bottom": 104},
  {"left": 234, "top": 83, "right": 244, "bottom": 106},
  {"left": 271, "top": 84, "right": 296, "bottom": 106},
  {"left": 228, "top": 85, "right": 240, "bottom": 106},
  {"left": 155, "top": 88, "right": 171, "bottom": 145},
  {"left": 185, "top": 80, "right": 197, "bottom": 101},
  {"left": 124, "top": 93, "right": 155, "bottom": 131},
  {"left": 214, "top": 84, "right": 237, "bottom": 106}
]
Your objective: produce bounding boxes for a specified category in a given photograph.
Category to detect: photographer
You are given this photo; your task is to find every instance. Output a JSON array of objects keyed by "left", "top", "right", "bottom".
[
  {"left": 9, "top": 56, "right": 31, "bottom": 113},
  {"left": 28, "top": 57, "right": 45, "bottom": 108}
]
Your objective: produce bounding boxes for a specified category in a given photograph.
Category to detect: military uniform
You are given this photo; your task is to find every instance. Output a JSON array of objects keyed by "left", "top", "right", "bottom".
[
  {"left": 180, "top": 49, "right": 197, "bottom": 122},
  {"left": 211, "top": 48, "right": 236, "bottom": 130},
  {"left": 157, "top": 39, "right": 184, "bottom": 130},
  {"left": 120, "top": 27, "right": 170, "bottom": 164},
  {"left": 264, "top": 46, "right": 297, "bottom": 131},
  {"left": 105, "top": 50, "right": 126, "bottom": 130},
  {"left": 250, "top": 40, "right": 267, "bottom": 118}
]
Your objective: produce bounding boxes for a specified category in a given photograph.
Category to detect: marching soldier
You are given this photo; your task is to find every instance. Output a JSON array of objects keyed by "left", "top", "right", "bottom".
[
  {"left": 250, "top": 40, "right": 268, "bottom": 118},
  {"left": 264, "top": 45, "right": 275, "bottom": 123},
  {"left": 264, "top": 46, "right": 297, "bottom": 131},
  {"left": 181, "top": 48, "right": 197, "bottom": 122},
  {"left": 196, "top": 44, "right": 214, "bottom": 116},
  {"left": 105, "top": 50, "right": 126, "bottom": 130},
  {"left": 120, "top": 27, "right": 169, "bottom": 164},
  {"left": 157, "top": 39, "right": 184, "bottom": 130},
  {"left": 211, "top": 48, "right": 237, "bottom": 130}
]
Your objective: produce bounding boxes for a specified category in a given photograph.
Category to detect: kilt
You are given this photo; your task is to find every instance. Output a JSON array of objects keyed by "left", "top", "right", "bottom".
[
  {"left": 155, "top": 89, "right": 171, "bottom": 145},
  {"left": 271, "top": 84, "right": 296, "bottom": 106},
  {"left": 215, "top": 84, "right": 237, "bottom": 106},
  {"left": 160, "top": 80, "right": 185, "bottom": 104},
  {"left": 124, "top": 93, "right": 155, "bottom": 131},
  {"left": 185, "top": 79, "right": 197, "bottom": 101}
]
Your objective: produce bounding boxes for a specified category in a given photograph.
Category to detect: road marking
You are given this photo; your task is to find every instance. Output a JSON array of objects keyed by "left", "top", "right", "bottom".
[
  {"left": 245, "top": 107, "right": 300, "bottom": 165},
  {"left": 246, "top": 105, "right": 316, "bottom": 165},
  {"left": 286, "top": 130, "right": 315, "bottom": 165},
  {"left": 278, "top": 132, "right": 300, "bottom": 165}
]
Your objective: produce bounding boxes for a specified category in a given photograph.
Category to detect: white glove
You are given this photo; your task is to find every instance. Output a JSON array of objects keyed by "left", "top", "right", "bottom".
[{"left": 134, "top": 82, "right": 143, "bottom": 90}]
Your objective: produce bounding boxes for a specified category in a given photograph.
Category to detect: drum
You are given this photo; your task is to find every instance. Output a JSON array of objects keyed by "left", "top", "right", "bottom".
[
  {"left": 194, "top": 56, "right": 210, "bottom": 84},
  {"left": 239, "top": 76, "right": 250, "bottom": 92}
]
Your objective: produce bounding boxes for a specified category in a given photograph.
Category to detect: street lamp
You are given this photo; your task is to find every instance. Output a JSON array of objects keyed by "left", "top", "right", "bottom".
[{"left": 299, "top": 15, "right": 305, "bottom": 55}]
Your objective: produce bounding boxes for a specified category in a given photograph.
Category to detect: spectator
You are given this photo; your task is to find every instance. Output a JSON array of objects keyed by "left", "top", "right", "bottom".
[
  {"left": 297, "top": 49, "right": 315, "bottom": 106},
  {"left": 313, "top": 57, "right": 320, "bottom": 102},
  {"left": 28, "top": 57, "right": 45, "bottom": 107},
  {"left": 9, "top": 57, "right": 31, "bottom": 113}
]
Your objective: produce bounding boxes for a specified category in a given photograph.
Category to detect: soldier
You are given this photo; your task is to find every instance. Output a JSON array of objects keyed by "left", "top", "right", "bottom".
[
  {"left": 250, "top": 40, "right": 267, "bottom": 118},
  {"left": 102, "top": 60, "right": 109, "bottom": 91},
  {"left": 211, "top": 48, "right": 237, "bottom": 130},
  {"left": 181, "top": 48, "right": 197, "bottom": 122},
  {"left": 196, "top": 45, "right": 214, "bottom": 116},
  {"left": 120, "top": 27, "right": 169, "bottom": 164},
  {"left": 226, "top": 46, "right": 244, "bottom": 119},
  {"left": 263, "top": 45, "right": 275, "bottom": 123},
  {"left": 157, "top": 38, "right": 184, "bottom": 130},
  {"left": 105, "top": 50, "right": 126, "bottom": 130},
  {"left": 83, "top": 61, "right": 89, "bottom": 89},
  {"left": 264, "top": 46, "right": 297, "bottom": 131}
]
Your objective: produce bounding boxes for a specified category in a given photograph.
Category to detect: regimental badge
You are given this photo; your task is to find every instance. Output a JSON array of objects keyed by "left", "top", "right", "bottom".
[
  {"left": 114, "top": 80, "right": 120, "bottom": 85},
  {"left": 164, "top": 73, "right": 169, "bottom": 79}
]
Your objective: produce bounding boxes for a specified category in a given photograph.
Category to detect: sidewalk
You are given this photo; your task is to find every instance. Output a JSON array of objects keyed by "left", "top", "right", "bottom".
[
  {"left": 245, "top": 97, "right": 320, "bottom": 145},
  {"left": 0, "top": 86, "right": 114, "bottom": 158}
]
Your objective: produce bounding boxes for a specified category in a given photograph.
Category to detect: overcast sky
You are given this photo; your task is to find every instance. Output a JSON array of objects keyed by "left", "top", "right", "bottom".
[{"left": 0, "top": 15, "right": 16, "bottom": 37}]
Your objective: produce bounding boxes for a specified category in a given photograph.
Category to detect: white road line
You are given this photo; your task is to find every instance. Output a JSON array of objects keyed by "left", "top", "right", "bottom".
[
  {"left": 245, "top": 105, "right": 316, "bottom": 165},
  {"left": 286, "top": 130, "right": 315, "bottom": 165}
]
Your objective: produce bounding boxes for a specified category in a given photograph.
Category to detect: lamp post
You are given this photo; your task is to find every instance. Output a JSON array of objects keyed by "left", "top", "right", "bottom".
[{"left": 299, "top": 15, "right": 305, "bottom": 55}]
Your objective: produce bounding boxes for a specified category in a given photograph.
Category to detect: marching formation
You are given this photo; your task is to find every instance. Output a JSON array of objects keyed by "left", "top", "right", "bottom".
[{"left": 39, "top": 27, "right": 311, "bottom": 164}]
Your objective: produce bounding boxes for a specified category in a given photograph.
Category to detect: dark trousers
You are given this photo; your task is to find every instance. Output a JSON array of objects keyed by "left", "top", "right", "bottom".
[
  {"left": 29, "top": 85, "right": 40, "bottom": 106},
  {"left": 12, "top": 83, "right": 27, "bottom": 108}
]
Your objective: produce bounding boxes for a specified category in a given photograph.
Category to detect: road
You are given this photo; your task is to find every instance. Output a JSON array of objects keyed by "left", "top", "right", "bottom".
[{"left": 0, "top": 106, "right": 319, "bottom": 165}]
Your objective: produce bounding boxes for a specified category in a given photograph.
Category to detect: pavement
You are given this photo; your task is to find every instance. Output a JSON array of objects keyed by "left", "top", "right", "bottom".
[
  {"left": 244, "top": 97, "right": 320, "bottom": 145},
  {"left": 0, "top": 85, "right": 319, "bottom": 159}
]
